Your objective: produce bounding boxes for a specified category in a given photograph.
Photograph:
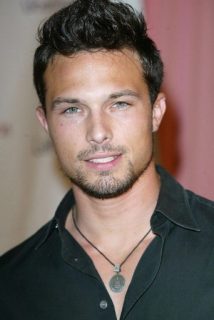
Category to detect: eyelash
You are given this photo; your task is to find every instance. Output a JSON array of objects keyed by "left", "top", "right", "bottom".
[
  {"left": 113, "top": 101, "right": 131, "bottom": 109},
  {"left": 60, "top": 101, "right": 131, "bottom": 116},
  {"left": 63, "top": 106, "right": 81, "bottom": 114}
]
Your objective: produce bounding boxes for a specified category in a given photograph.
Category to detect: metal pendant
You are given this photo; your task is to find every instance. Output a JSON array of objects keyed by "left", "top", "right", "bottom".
[{"left": 109, "top": 273, "right": 125, "bottom": 293}]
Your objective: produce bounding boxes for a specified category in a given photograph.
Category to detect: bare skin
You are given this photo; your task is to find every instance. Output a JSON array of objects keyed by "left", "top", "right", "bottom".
[
  {"left": 65, "top": 165, "right": 159, "bottom": 319},
  {"left": 36, "top": 49, "right": 166, "bottom": 319}
]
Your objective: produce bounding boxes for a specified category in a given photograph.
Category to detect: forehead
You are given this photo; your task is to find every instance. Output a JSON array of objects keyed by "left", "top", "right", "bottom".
[{"left": 44, "top": 49, "right": 148, "bottom": 103}]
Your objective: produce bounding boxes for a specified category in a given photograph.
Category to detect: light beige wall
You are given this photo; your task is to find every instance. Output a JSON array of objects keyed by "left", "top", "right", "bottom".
[{"left": 0, "top": 1, "right": 70, "bottom": 254}]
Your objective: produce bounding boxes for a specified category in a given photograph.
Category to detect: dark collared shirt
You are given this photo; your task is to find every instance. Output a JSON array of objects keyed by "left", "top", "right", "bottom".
[{"left": 1, "top": 166, "right": 214, "bottom": 320}]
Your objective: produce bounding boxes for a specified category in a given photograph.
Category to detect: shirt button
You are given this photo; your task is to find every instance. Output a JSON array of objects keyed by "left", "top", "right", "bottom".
[{"left": 99, "top": 300, "right": 108, "bottom": 310}]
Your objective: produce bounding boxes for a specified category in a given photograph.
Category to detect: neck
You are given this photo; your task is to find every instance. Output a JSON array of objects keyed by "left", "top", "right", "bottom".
[{"left": 66, "top": 162, "right": 160, "bottom": 243}]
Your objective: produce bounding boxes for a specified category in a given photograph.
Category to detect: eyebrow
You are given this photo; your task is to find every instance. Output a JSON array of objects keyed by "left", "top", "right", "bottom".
[
  {"left": 51, "top": 97, "right": 81, "bottom": 109},
  {"left": 51, "top": 89, "right": 140, "bottom": 109},
  {"left": 108, "top": 89, "right": 140, "bottom": 100}
]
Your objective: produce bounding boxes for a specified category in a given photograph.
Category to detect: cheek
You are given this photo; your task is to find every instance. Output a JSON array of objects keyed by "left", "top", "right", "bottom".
[
  {"left": 49, "top": 122, "right": 85, "bottom": 158},
  {"left": 125, "top": 114, "right": 153, "bottom": 140},
  {"left": 49, "top": 122, "right": 65, "bottom": 144},
  {"left": 49, "top": 120, "right": 72, "bottom": 141},
  {"left": 125, "top": 117, "right": 153, "bottom": 157}
]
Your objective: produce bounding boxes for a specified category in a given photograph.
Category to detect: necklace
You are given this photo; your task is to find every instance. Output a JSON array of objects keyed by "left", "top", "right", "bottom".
[{"left": 72, "top": 208, "right": 151, "bottom": 293}]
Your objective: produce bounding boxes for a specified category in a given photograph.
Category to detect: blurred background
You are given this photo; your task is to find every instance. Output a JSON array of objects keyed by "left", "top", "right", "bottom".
[{"left": 0, "top": 0, "right": 214, "bottom": 254}]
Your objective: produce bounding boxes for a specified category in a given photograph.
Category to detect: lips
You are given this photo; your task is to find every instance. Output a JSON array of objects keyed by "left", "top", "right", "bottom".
[
  {"left": 85, "top": 153, "right": 122, "bottom": 170},
  {"left": 88, "top": 156, "right": 116, "bottom": 164}
]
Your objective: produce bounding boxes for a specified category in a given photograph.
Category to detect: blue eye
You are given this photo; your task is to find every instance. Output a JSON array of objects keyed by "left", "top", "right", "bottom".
[
  {"left": 114, "top": 101, "right": 130, "bottom": 110},
  {"left": 64, "top": 106, "right": 80, "bottom": 114}
]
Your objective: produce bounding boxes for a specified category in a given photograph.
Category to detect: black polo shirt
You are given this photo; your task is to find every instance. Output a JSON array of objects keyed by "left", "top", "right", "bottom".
[{"left": 1, "top": 166, "right": 214, "bottom": 320}]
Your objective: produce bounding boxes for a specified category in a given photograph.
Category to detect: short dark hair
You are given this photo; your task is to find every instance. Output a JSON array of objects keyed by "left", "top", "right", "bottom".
[{"left": 33, "top": 0, "right": 164, "bottom": 107}]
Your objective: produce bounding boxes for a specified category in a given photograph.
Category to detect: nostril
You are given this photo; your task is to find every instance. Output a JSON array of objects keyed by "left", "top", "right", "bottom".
[{"left": 86, "top": 117, "right": 112, "bottom": 144}]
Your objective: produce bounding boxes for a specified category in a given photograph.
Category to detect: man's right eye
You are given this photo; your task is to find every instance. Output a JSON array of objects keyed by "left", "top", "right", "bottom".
[{"left": 64, "top": 106, "right": 80, "bottom": 114}]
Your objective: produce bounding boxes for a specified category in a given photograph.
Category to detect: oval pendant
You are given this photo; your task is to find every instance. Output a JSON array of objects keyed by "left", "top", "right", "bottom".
[{"left": 109, "top": 274, "right": 125, "bottom": 293}]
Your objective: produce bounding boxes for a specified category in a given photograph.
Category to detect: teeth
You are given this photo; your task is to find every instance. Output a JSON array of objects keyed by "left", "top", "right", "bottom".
[{"left": 89, "top": 157, "right": 115, "bottom": 164}]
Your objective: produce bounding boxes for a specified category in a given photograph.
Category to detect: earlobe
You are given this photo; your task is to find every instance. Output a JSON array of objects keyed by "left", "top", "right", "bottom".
[
  {"left": 152, "top": 93, "right": 166, "bottom": 132},
  {"left": 36, "top": 106, "right": 49, "bottom": 133}
]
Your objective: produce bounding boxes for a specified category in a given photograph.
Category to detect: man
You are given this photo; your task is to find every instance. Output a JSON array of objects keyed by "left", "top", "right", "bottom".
[{"left": 1, "top": 0, "right": 214, "bottom": 319}]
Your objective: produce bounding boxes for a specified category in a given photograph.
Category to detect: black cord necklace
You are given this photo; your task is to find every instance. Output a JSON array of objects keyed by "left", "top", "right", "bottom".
[{"left": 72, "top": 208, "right": 152, "bottom": 293}]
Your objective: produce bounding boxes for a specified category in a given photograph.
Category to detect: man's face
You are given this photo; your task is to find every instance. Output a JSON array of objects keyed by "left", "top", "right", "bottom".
[{"left": 37, "top": 49, "right": 165, "bottom": 199}]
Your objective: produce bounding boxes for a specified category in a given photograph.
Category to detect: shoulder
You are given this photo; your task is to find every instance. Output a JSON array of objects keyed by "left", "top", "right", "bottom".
[
  {"left": 187, "top": 189, "right": 214, "bottom": 211},
  {"left": 0, "top": 189, "right": 73, "bottom": 275},
  {"left": 0, "top": 221, "right": 51, "bottom": 272},
  {"left": 0, "top": 220, "right": 60, "bottom": 314},
  {"left": 186, "top": 190, "right": 214, "bottom": 230}
]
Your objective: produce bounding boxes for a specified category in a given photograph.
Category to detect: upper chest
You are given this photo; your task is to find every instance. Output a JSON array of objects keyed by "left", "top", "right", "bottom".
[
  {"left": 86, "top": 235, "right": 155, "bottom": 319},
  {"left": 3, "top": 226, "right": 214, "bottom": 320}
]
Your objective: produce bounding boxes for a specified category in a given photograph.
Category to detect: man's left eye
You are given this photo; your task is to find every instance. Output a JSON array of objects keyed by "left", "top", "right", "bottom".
[{"left": 113, "top": 102, "right": 130, "bottom": 110}]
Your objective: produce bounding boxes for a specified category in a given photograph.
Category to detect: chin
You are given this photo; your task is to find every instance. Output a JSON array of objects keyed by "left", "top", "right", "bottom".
[{"left": 68, "top": 156, "right": 153, "bottom": 199}]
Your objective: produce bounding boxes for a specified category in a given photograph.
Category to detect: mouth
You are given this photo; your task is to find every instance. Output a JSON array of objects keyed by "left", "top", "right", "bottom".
[
  {"left": 85, "top": 153, "right": 122, "bottom": 170},
  {"left": 88, "top": 156, "right": 117, "bottom": 164}
]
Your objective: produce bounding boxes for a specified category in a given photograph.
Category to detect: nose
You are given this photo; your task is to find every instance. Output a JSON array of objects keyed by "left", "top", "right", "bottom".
[{"left": 86, "top": 111, "right": 112, "bottom": 145}]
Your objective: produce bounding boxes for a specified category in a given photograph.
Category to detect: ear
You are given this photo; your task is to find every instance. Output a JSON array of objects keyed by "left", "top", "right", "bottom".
[
  {"left": 152, "top": 93, "right": 166, "bottom": 132},
  {"left": 36, "top": 106, "right": 49, "bottom": 134}
]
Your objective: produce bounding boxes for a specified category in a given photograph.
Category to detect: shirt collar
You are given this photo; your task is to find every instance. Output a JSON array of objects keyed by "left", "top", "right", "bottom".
[
  {"left": 153, "top": 166, "right": 200, "bottom": 232},
  {"left": 35, "top": 190, "right": 75, "bottom": 250},
  {"left": 36, "top": 165, "right": 200, "bottom": 249},
  {"left": 55, "top": 189, "right": 75, "bottom": 229}
]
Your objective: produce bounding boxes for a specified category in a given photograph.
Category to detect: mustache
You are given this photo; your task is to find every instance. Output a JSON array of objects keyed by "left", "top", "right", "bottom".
[{"left": 77, "top": 144, "right": 127, "bottom": 160}]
